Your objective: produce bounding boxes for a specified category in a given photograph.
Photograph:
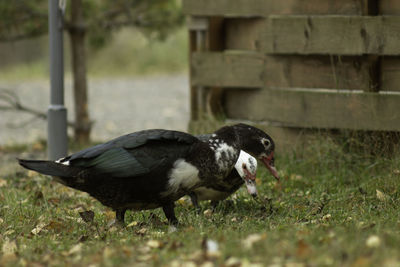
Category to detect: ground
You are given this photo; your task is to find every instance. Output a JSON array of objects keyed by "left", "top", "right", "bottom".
[
  {"left": 1, "top": 135, "right": 399, "bottom": 266},
  {"left": 0, "top": 74, "right": 189, "bottom": 145}
]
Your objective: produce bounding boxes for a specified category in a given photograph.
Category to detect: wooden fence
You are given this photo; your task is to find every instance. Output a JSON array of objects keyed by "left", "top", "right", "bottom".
[{"left": 183, "top": 0, "right": 400, "bottom": 149}]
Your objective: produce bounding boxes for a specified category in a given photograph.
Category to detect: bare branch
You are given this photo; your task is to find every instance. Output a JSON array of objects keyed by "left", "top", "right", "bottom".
[{"left": 0, "top": 89, "right": 77, "bottom": 128}]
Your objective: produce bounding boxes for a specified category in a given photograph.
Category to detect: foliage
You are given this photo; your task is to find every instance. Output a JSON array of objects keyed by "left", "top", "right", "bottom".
[
  {"left": 1, "top": 137, "right": 400, "bottom": 266},
  {"left": 0, "top": 0, "right": 184, "bottom": 45}
]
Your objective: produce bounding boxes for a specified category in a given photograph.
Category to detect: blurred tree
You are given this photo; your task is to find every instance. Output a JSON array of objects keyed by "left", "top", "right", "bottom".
[{"left": 0, "top": 0, "right": 184, "bottom": 143}]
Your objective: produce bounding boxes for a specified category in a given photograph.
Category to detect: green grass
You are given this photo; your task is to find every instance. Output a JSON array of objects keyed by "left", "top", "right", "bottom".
[{"left": 1, "top": 136, "right": 400, "bottom": 266}]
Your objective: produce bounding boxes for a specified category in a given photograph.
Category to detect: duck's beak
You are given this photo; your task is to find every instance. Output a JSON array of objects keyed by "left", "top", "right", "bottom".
[
  {"left": 261, "top": 152, "right": 280, "bottom": 181},
  {"left": 243, "top": 169, "right": 258, "bottom": 197}
]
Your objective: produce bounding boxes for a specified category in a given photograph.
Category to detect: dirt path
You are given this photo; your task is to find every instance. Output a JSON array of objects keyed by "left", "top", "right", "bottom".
[{"left": 0, "top": 74, "right": 189, "bottom": 145}]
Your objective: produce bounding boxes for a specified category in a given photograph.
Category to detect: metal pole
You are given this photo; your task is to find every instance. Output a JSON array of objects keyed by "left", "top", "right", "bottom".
[{"left": 48, "top": 0, "right": 68, "bottom": 160}]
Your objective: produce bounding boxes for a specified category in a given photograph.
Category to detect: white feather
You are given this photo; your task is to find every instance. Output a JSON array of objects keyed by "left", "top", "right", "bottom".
[{"left": 165, "top": 159, "right": 200, "bottom": 195}]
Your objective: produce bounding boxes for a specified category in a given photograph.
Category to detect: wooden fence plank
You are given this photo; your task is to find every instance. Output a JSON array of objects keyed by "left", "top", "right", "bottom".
[
  {"left": 223, "top": 88, "right": 400, "bottom": 131},
  {"left": 183, "top": 0, "right": 367, "bottom": 16},
  {"left": 379, "top": 0, "right": 400, "bottom": 14},
  {"left": 262, "top": 16, "right": 400, "bottom": 55},
  {"left": 381, "top": 57, "right": 400, "bottom": 92},
  {"left": 225, "top": 19, "right": 264, "bottom": 50},
  {"left": 264, "top": 55, "right": 372, "bottom": 90},
  {"left": 191, "top": 52, "right": 374, "bottom": 90},
  {"left": 191, "top": 51, "right": 264, "bottom": 88}
]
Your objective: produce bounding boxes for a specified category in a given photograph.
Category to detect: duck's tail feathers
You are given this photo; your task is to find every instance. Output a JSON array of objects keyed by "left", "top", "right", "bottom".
[{"left": 18, "top": 159, "right": 80, "bottom": 177}]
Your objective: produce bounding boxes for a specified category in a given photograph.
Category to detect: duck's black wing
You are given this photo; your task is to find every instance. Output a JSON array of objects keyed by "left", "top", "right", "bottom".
[{"left": 20, "top": 129, "right": 199, "bottom": 179}]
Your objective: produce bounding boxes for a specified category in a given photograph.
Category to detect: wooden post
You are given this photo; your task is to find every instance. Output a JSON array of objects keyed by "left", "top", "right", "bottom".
[{"left": 188, "top": 17, "right": 209, "bottom": 119}]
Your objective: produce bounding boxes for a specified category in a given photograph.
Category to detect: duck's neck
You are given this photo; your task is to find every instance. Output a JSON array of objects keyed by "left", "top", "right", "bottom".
[{"left": 208, "top": 126, "right": 240, "bottom": 176}]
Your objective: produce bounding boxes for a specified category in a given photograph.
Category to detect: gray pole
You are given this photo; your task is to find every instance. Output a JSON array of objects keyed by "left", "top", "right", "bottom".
[{"left": 48, "top": 0, "right": 68, "bottom": 160}]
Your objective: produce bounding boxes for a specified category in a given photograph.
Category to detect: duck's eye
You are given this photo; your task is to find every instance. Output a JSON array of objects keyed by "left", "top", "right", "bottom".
[{"left": 262, "top": 139, "right": 271, "bottom": 148}]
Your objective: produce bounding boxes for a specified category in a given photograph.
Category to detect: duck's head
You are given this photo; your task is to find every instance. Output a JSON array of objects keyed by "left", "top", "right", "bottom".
[
  {"left": 235, "top": 151, "right": 258, "bottom": 197},
  {"left": 233, "top": 124, "right": 280, "bottom": 181}
]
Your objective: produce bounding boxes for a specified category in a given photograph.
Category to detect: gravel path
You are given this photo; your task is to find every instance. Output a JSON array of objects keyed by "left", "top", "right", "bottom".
[{"left": 0, "top": 74, "right": 190, "bottom": 145}]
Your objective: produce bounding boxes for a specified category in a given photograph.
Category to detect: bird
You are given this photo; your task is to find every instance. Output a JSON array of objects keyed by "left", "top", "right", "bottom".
[
  {"left": 18, "top": 123, "right": 279, "bottom": 226},
  {"left": 189, "top": 150, "right": 258, "bottom": 210}
]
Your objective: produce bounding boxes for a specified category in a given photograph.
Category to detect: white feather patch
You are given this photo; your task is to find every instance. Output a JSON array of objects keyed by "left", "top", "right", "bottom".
[
  {"left": 166, "top": 159, "right": 200, "bottom": 195},
  {"left": 235, "top": 151, "right": 257, "bottom": 178},
  {"left": 55, "top": 157, "right": 69, "bottom": 166}
]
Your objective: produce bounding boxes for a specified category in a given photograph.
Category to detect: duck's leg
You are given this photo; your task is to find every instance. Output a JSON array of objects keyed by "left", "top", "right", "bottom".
[
  {"left": 211, "top": 200, "right": 220, "bottom": 210},
  {"left": 116, "top": 208, "right": 127, "bottom": 226},
  {"left": 189, "top": 192, "right": 201, "bottom": 214},
  {"left": 162, "top": 202, "right": 179, "bottom": 226},
  {"left": 108, "top": 208, "right": 127, "bottom": 228}
]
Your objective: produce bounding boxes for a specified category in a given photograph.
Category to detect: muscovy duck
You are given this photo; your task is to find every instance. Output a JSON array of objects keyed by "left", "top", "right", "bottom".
[
  {"left": 18, "top": 123, "right": 278, "bottom": 226},
  {"left": 189, "top": 150, "right": 258, "bottom": 210}
]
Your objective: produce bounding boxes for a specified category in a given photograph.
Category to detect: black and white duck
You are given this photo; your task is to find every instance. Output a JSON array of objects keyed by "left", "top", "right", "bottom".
[
  {"left": 18, "top": 123, "right": 279, "bottom": 225},
  {"left": 189, "top": 150, "right": 258, "bottom": 210}
]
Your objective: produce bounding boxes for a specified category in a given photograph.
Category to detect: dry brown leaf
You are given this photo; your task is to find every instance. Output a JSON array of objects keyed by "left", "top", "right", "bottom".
[
  {"left": 296, "top": 239, "right": 312, "bottom": 258},
  {"left": 68, "top": 243, "right": 83, "bottom": 255},
  {"left": 136, "top": 227, "right": 147, "bottom": 235},
  {"left": 376, "top": 190, "right": 389, "bottom": 202},
  {"left": 103, "top": 247, "right": 114, "bottom": 260},
  {"left": 0, "top": 178, "right": 7, "bottom": 187},
  {"left": 203, "top": 209, "right": 213, "bottom": 217},
  {"left": 31, "top": 222, "right": 47, "bottom": 235},
  {"left": 242, "top": 233, "right": 267, "bottom": 249},
  {"left": 2, "top": 239, "right": 17, "bottom": 255},
  {"left": 46, "top": 220, "right": 64, "bottom": 232},
  {"left": 351, "top": 257, "right": 370, "bottom": 267},
  {"left": 225, "top": 257, "right": 241, "bottom": 267},
  {"left": 366, "top": 235, "right": 381, "bottom": 248},
  {"left": 147, "top": 240, "right": 163, "bottom": 249},
  {"left": 4, "top": 229, "right": 15, "bottom": 236},
  {"left": 27, "top": 170, "right": 37, "bottom": 177},
  {"left": 104, "top": 210, "right": 115, "bottom": 221},
  {"left": 47, "top": 198, "right": 60, "bottom": 206}
]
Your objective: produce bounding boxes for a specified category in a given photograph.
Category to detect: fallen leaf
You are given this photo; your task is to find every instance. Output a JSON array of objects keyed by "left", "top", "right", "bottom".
[
  {"left": 351, "top": 257, "right": 370, "bottom": 267},
  {"left": 376, "top": 190, "right": 389, "bottom": 202},
  {"left": 136, "top": 227, "right": 147, "bottom": 235},
  {"left": 225, "top": 257, "right": 241, "bottom": 267},
  {"left": 322, "top": 214, "right": 332, "bottom": 221},
  {"left": 2, "top": 239, "right": 17, "bottom": 255},
  {"left": 147, "top": 240, "right": 163, "bottom": 249},
  {"left": 126, "top": 221, "right": 139, "bottom": 228},
  {"left": 68, "top": 243, "right": 83, "bottom": 255},
  {"left": 366, "top": 235, "right": 381, "bottom": 248},
  {"left": 79, "top": 210, "right": 95, "bottom": 223},
  {"left": 0, "top": 218, "right": 3, "bottom": 225},
  {"left": 31, "top": 222, "right": 47, "bottom": 235},
  {"left": 47, "top": 198, "right": 60, "bottom": 206},
  {"left": 242, "top": 233, "right": 267, "bottom": 249},
  {"left": 46, "top": 220, "right": 64, "bottom": 232},
  {"left": 104, "top": 210, "right": 115, "bottom": 221},
  {"left": 0, "top": 178, "right": 7, "bottom": 187},
  {"left": 27, "top": 170, "right": 37, "bottom": 177},
  {"left": 4, "top": 229, "right": 15, "bottom": 236},
  {"left": 296, "top": 239, "right": 312, "bottom": 258},
  {"left": 203, "top": 209, "right": 213, "bottom": 217}
]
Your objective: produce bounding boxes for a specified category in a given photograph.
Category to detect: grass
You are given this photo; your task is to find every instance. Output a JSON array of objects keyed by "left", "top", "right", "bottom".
[{"left": 1, "top": 135, "right": 400, "bottom": 266}]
